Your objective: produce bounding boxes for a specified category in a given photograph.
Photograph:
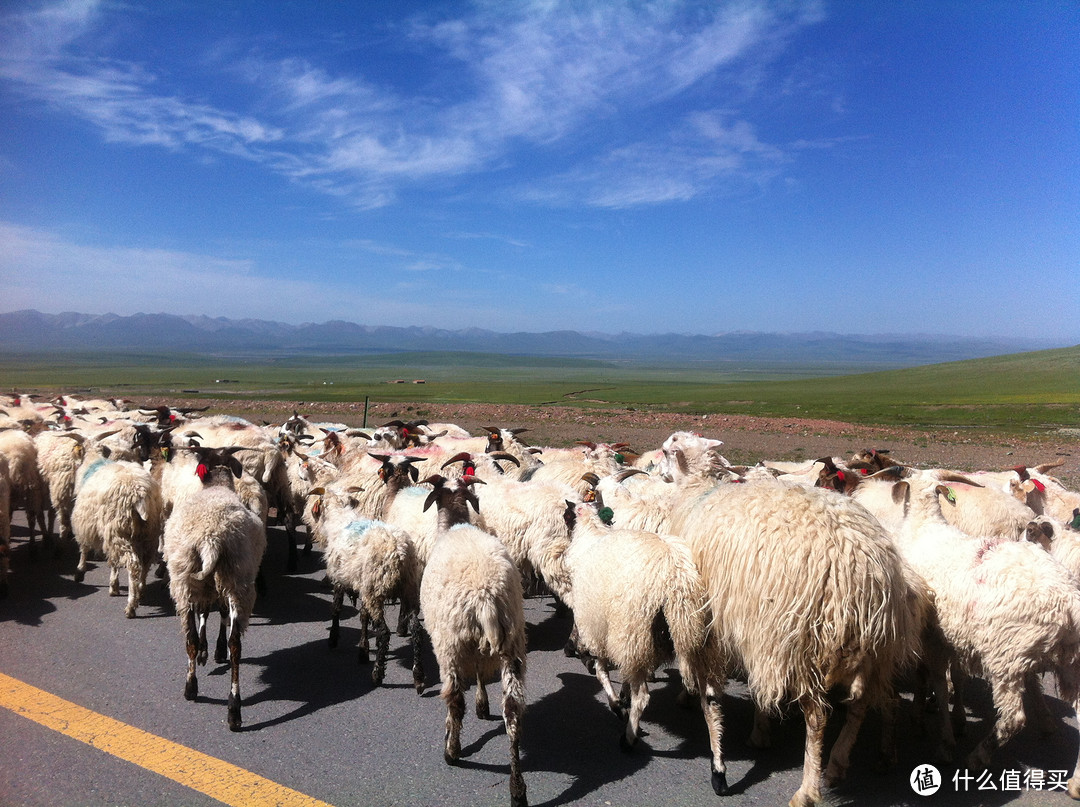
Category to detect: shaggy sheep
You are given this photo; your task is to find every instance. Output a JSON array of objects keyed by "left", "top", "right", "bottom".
[
  {"left": 162, "top": 446, "right": 267, "bottom": 731},
  {"left": 664, "top": 475, "right": 925, "bottom": 806},
  {"left": 0, "top": 426, "right": 49, "bottom": 558},
  {"left": 307, "top": 486, "right": 424, "bottom": 689},
  {"left": 419, "top": 474, "right": 527, "bottom": 807},
  {"left": 852, "top": 469, "right": 1080, "bottom": 796},
  {"left": 0, "top": 454, "right": 11, "bottom": 598},
  {"left": 560, "top": 499, "right": 709, "bottom": 750},
  {"left": 71, "top": 442, "right": 164, "bottom": 617}
]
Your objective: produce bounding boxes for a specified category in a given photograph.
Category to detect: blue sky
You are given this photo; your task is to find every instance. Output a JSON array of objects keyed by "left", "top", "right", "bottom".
[{"left": 1, "top": 1, "right": 1077, "bottom": 342}]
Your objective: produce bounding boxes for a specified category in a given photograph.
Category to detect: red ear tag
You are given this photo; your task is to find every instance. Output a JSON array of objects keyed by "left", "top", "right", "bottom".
[
  {"left": 860, "top": 468, "right": 869, "bottom": 475},
  {"left": 196, "top": 463, "right": 209, "bottom": 482},
  {"left": 837, "top": 471, "right": 845, "bottom": 481},
  {"left": 1033, "top": 479, "right": 1046, "bottom": 493},
  {"left": 464, "top": 466, "right": 475, "bottom": 477},
  {"left": 312, "top": 499, "right": 321, "bottom": 517}
]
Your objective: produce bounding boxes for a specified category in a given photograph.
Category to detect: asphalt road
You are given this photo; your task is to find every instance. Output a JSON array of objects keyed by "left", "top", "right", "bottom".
[{"left": 1, "top": 511, "right": 1076, "bottom": 807}]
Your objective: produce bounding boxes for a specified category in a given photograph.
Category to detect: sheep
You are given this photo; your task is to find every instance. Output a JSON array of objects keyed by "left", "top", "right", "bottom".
[
  {"left": 33, "top": 429, "right": 86, "bottom": 556},
  {"left": 852, "top": 469, "right": 1080, "bottom": 796},
  {"left": 306, "top": 486, "right": 424, "bottom": 689},
  {"left": 0, "top": 426, "right": 49, "bottom": 558},
  {"left": 560, "top": 499, "right": 709, "bottom": 750},
  {"left": 440, "top": 452, "right": 579, "bottom": 601},
  {"left": 0, "top": 453, "right": 10, "bottom": 598},
  {"left": 71, "top": 442, "right": 164, "bottom": 618},
  {"left": 663, "top": 475, "right": 925, "bottom": 806},
  {"left": 925, "top": 468, "right": 1037, "bottom": 540},
  {"left": 162, "top": 446, "right": 267, "bottom": 731},
  {"left": 419, "top": 474, "right": 527, "bottom": 807}
]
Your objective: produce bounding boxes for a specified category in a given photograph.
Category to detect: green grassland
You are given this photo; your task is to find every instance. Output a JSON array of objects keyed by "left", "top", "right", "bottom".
[{"left": 2, "top": 344, "right": 1078, "bottom": 435}]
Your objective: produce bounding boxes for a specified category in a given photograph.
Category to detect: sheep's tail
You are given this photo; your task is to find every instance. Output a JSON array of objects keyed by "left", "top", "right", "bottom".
[
  {"left": 660, "top": 538, "right": 711, "bottom": 669},
  {"left": 192, "top": 543, "right": 222, "bottom": 582},
  {"left": 477, "top": 595, "right": 504, "bottom": 657}
]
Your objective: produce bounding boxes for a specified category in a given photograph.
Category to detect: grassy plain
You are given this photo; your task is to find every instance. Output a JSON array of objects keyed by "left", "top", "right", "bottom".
[{"left": 2, "top": 344, "right": 1078, "bottom": 435}]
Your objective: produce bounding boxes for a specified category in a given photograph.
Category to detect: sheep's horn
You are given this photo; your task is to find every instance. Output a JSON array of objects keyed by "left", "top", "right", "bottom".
[
  {"left": 614, "top": 468, "right": 647, "bottom": 482},
  {"left": 580, "top": 472, "right": 601, "bottom": 486},
  {"left": 1034, "top": 460, "right": 1066, "bottom": 474},
  {"left": 441, "top": 452, "right": 472, "bottom": 469},
  {"left": 489, "top": 452, "right": 520, "bottom": 467}
]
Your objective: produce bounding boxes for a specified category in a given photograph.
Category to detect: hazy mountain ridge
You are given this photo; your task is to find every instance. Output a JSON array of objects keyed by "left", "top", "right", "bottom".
[{"left": 0, "top": 309, "right": 1062, "bottom": 366}]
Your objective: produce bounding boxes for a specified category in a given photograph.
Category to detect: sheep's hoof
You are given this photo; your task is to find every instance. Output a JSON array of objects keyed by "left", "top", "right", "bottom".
[
  {"left": 1067, "top": 776, "right": 1080, "bottom": 800},
  {"left": 476, "top": 703, "right": 490, "bottom": 720},
  {"left": 711, "top": 766, "right": 728, "bottom": 796},
  {"left": 184, "top": 678, "right": 198, "bottom": 701},
  {"left": 125, "top": 605, "right": 136, "bottom": 618},
  {"left": 562, "top": 640, "right": 577, "bottom": 658},
  {"left": 510, "top": 790, "right": 528, "bottom": 807},
  {"left": 443, "top": 750, "right": 459, "bottom": 766},
  {"left": 73, "top": 569, "right": 85, "bottom": 583},
  {"left": 413, "top": 675, "right": 425, "bottom": 695},
  {"left": 228, "top": 694, "right": 242, "bottom": 732},
  {"left": 371, "top": 667, "right": 385, "bottom": 687}
]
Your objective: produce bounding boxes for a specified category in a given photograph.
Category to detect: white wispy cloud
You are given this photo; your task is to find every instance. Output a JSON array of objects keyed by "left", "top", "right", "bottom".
[{"left": 0, "top": 0, "right": 825, "bottom": 208}]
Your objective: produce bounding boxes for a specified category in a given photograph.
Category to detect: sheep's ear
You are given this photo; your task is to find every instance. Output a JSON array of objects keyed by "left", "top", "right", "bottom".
[
  {"left": 227, "top": 456, "right": 243, "bottom": 478},
  {"left": 890, "top": 481, "right": 909, "bottom": 506},
  {"left": 936, "top": 484, "right": 957, "bottom": 505},
  {"left": 466, "top": 489, "right": 481, "bottom": 513},
  {"left": 135, "top": 499, "right": 150, "bottom": 521},
  {"left": 423, "top": 489, "right": 438, "bottom": 512},
  {"left": 563, "top": 500, "right": 577, "bottom": 532},
  {"left": 101, "top": 445, "right": 112, "bottom": 459}
]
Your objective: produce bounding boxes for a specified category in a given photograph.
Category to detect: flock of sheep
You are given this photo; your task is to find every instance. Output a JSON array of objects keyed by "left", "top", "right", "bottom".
[{"left": 2, "top": 391, "right": 1080, "bottom": 807}]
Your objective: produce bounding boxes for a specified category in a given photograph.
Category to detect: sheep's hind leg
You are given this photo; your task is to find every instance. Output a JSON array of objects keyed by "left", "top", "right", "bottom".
[
  {"left": 183, "top": 608, "right": 199, "bottom": 701},
  {"left": 371, "top": 608, "right": 390, "bottom": 686},
  {"left": 619, "top": 676, "right": 650, "bottom": 751},
  {"left": 441, "top": 673, "right": 465, "bottom": 764},
  {"left": 196, "top": 610, "right": 210, "bottom": 666},
  {"left": 823, "top": 687, "right": 871, "bottom": 786},
  {"left": 790, "top": 695, "right": 826, "bottom": 807},
  {"left": 108, "top": 563, "right": 121, "bottom": 596},
  {"left": 502, "top": 654, "right": 527, "bottom": 807},
  {"left": 73, "top": 546, "right": 90, "bottom": 583},
  {"left": 410, "top": 613, "right": 425, "bottom": 694},
  {"left": 214, "top": 604, "right": 228, "bottom": 664},
  {"left": 227, "top": 601, "right": 243, "bottom": 732},
  {"left": 475, "top": 673, "right": 490, "bottom": 719},
  {"left": 593, "top": 660, "right": 626, "bottom": 720},
  {"left": 328, "top": 585, "right": 345, "bottom": 648},
  {"left": 125, "top": 557, "right": 147, "bottom": 618},
  {"left": 967, "top": 678, "right": 1026, "bottom": 771},
  {"left": 1052, "top": 668, "right": 1080, "bottom": 799},
  {"left": 700, "top": 678, "right": 728, "bottom": 795}
]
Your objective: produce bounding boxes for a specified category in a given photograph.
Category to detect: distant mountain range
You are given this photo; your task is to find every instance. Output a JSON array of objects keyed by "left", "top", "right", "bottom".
[{"left": 0, "top": 309, "right": 1064, "bottom": 367}]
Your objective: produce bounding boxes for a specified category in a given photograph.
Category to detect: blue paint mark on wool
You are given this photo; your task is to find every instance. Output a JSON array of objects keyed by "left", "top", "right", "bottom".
[
  {"left": 80, "top": 458, "right": 111, "bottom": 486},
  {"left": 344, "top": 519, "right": 383, "bottom": 543}
]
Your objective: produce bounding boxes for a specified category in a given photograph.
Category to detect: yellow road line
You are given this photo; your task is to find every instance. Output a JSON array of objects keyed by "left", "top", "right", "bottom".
[{"left": 0, "top": 672, "right": 335, "bottom": 807}]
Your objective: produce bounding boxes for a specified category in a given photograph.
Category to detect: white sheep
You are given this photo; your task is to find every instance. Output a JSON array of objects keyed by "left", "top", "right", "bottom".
[
  {"left": 560, "top": 499, "right": 709, "bottom": 750},
  {"left": 852, "top": 469, "right": 1080, "bottom": 796},
  {"left": 0, "top": 426, "right": 49, "bottom": 558},
  {"left": 71, "top": 443, "right": 164, "bottom": 618},
  {"left": 307, "top": 486, "right": 424, "bottom": 689},
  {"left": 419, "top": 474, "right": 527, "bottom": 807},
  {"left": 665, "top": 475, "right": 925, "bottom": 806},
  {"left": 0, "top": 453, "right": 11, "bottom": 598},
  {"left": 162, "top": 447, "right": 267, "bottom": 731}
]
